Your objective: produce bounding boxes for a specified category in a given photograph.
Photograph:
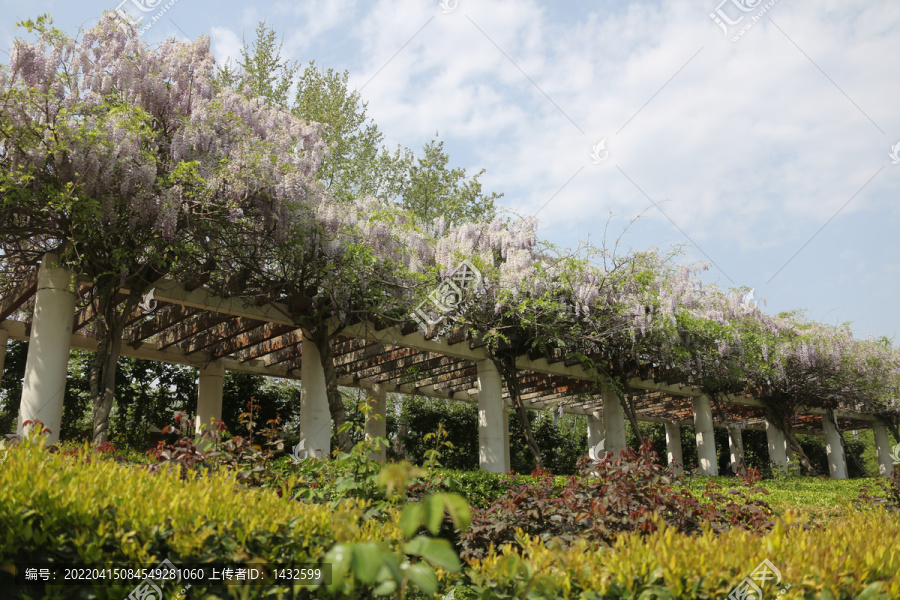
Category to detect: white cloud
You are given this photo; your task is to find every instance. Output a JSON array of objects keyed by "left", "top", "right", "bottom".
[
  {"left": 3, "top": 0, "right": 899, "bottom": 339},
  {"left": 210, "top": 26, "right": 241, "bottom": 68}
]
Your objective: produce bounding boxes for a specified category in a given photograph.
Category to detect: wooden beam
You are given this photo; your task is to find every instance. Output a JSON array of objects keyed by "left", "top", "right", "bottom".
[
  {"left": 0, "top": 272, "right": 38, "bottom": 321},
  {"left": 156, "top": 313, "right": 234, "bottom": 350},
  {"left": 72, "top": 293, "right": 134, "bottom": 332},
  {"left": 182, "top": 318, "right": 267, "bottom": 355},
  {"left": 229, "top": 327, "right": 302, "bottom": 362},
  {"left": 119, "top": 279, "right": 297, "bottom": 326},
  {"left": 126, "top": 305, "right": 199, "bottom": 347}
]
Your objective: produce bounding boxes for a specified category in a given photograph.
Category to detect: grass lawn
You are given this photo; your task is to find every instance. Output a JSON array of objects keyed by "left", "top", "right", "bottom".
[{"left": 678, "top": 474, "right": 878, "bottom": 527}]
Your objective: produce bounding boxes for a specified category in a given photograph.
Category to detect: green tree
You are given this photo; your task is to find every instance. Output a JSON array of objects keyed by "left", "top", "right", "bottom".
[
  {"left": 216, "top": 20, "right": 298, "bottom": 108},
  {"left": 293, "top": 62, "right": 408, "bottom": 205},
  {"left": 214, "top": 22, "right": 504, "bottom": 452},
  {"left": 397, "top": 136, "right": 500, "bottom": 224},
  {"left": 220, "top": 22, "right": 501, "bottom": 222}
]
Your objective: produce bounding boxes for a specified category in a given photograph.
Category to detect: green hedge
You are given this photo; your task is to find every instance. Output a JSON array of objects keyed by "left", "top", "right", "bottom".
[
  {"left": 0, "top": 440, "right": 407, "bottom": 599},
  {"left": 462, "top": 509, "right": 900, "bottom": 599}
]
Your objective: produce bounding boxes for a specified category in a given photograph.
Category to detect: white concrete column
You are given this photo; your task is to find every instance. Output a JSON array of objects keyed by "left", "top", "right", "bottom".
[
  {"left": 665, "top": 421, "right": 683, "bottom": 476},
  {"left": 0, "top": 329, "right": 8, "bottom": 382},
  {"left": 299, "top": 332, "right": 332, "bottom": 458},
  {"left": 822, "top": 413, "right": 848, "bottom": 479},
  {"left": 727, "top": 425, "right": 745, "bottom": 473},
  {"left": 601, "top": 388, "right": 627, "bottom": 456},
  {"left": 17, "top": 253, "right": 77, "bottom": 444},
  {"left": 501, "top": 401, "right": 510, "bottom": 470},
  {"left": 873, "top": 421, "right": 894, "bottom": 477},
  {"left": 587, "top": 410, "right": 604, "bottom": 459},
  {"left": 766, "top": 418, "right": 788, "bottom": 472},
  {"left": 365, "top": 383, "right": 387, "bottom": 462},
  {"left": 477, "top": 360, "right": 510, "bottom": 474},
  {"left": 693, "top": 395, "right": 718, "bottom": 476},
  {"left": 195, "top": 362, "right": 225, "bottom": 435}
]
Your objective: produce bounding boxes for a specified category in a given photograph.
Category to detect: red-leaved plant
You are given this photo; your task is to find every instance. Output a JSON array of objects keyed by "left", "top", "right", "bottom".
[{"left": 459, "top": 443, "right": 776, "bottom": 560}]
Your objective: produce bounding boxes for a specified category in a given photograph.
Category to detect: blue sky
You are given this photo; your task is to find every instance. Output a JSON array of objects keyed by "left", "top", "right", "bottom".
[{"left": 2, "top": 0, "right": 899, "bottom": 343}]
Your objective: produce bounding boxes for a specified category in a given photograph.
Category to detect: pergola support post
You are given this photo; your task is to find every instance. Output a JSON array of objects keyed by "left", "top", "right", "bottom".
[
  {"left": 601, "top": 387, "right": 627, "bottom": 456},
  {"left": 477, "top": 360, "right": 510, "bottom": 474},
  {"left": 299, "top": 332, "right": 332, "bottom": 458},
  {"left": 665, "top": 421, "right": 683, "bottom": 476},
  {"left": 822, "top": 413, "right": 848, "bottom": 479},
  {"left": 873, "top": 421, "right": 894, "bottom": 477},
  {"left": 727, "top": 425, "right": 745, "bottom": 473},
  {"left": 195, "top": 362, "right": 225, "bottom": 435},
  {"left": 17, "top": 253, "right": 76, "bottom": 444},
  {"left": 766, "top": 418, "right": 788, "bottom": 473},
  {"left": 587, "top": 410, "right": 604, "bottom": 459},
  {"left": 693, "top": 395, "right": 718, "bottom": 476},
  {"left": 365, "top": 383, "right": 387, "bottom": 462}
]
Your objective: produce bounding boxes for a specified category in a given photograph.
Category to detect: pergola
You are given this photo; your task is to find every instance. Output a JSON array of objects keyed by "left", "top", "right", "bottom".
[{"left": 2, "top": 253, "right": 896, "bottom": 478}]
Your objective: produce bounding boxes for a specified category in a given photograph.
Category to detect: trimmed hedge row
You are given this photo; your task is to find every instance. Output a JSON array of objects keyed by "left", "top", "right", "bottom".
[
  {"left": 462, "top": 510, "right": 900, "bottom": 599},
  {"left": 0, "top": 440, "right": 406, "bottom": 599}
]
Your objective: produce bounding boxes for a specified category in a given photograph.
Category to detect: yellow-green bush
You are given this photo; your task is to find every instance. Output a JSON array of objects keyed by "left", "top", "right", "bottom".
[
  {"left": 0, "top": 440, "right": 405, "bottom": 599},
  {"left": 5, "top": 438, "right": 898, "bottom": 600},
  {"left": 463, "top": 510, "right": 900, "bottom": 599}
]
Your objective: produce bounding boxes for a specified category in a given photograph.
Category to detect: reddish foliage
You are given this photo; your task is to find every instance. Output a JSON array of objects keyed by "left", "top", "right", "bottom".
[
  {"left": 459, "top": 443, "right": 775, "bottom": 560},
  {"left": 739, "top": 465, "right": 762, "bottom": 486}
]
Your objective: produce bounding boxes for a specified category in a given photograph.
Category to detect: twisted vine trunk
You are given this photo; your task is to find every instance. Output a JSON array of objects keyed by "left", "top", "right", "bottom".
[
  {"left": 495, "top": 352, "right": 543, "bottom": 469},
  {"left": 763, "top": 400, "right": 815, "bottom": 476},
  {"left": 611, "top": 363, "right": 643, "bottom": 448},
  {"left": 90, "top": 291, "right": 139, "bottom": 445},
  {"left": 312, "top": 326, "right": 352, "bottom": 453},
  {"left": 882, "top": 416, "right": 899, "bottom": 449},
  {"left": 619, "top": 391, "right": 644, "bottom": 448}
]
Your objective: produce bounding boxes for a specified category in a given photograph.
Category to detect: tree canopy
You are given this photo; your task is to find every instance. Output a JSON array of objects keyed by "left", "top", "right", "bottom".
[
  {"left": 0, "top": 14, "right": 897, "bottom": 459},
  {"left": 216, "top": 21, "right": 500, "bottom": 222}
]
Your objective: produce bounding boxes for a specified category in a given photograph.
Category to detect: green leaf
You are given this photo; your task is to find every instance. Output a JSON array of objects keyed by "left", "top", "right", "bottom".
[
  {"left": 441, "top": 493, "right": 471, "bottom": 531},
  {"left": 350, "top": 542, "right": 382, "bottom": 584},
  {"left": 400, "top": 502, "right": 425, "bottom": 538},
  {"left": 424, "top": 494, "right": 444, "bottom": 535},
  {"left": 417, "top": 538, "right": 461, "bottom": 573},
  {"left": 372, "top": 579, "right": 397, "bottom": 596},
  {"left": 856, "top": 582, "right": 885, "bottom": 600},
  {"left": 405, "top": 562, "right": 438, "bottom": 594},
  {"left": 378, "top": 552, "right": 404, "bottom": 583},
  {"left": 324, "top": 543, "right": 351, "bottom": 586},
  {"left": 638, "top": 588, "right": 673, "bottom": 600},
  {"left": 404, "top": 536, "right": 427, "bottom": 556}
]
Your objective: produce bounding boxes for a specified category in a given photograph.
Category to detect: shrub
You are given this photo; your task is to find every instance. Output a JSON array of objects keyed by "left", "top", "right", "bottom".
[
  {"left": 463, "top": 510, "right": 900, "bottom": 599},
  {"left": 459, "top": 443, "right": 775, "bottom": 560},
  {"left": 0, "top": 434, "right": 375, "bottom": 598},
  {"left": 434, "top": 469, "right": 516, "bottom": 509},
  {"left": 0, "top": 429, "right": 469, "bottom": 599},
  {"left": 858, "top": 470, "right": 900, "bottom": 511},
  {"left": 400, "top": 396, "right": 480, "bottom": 470}
]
